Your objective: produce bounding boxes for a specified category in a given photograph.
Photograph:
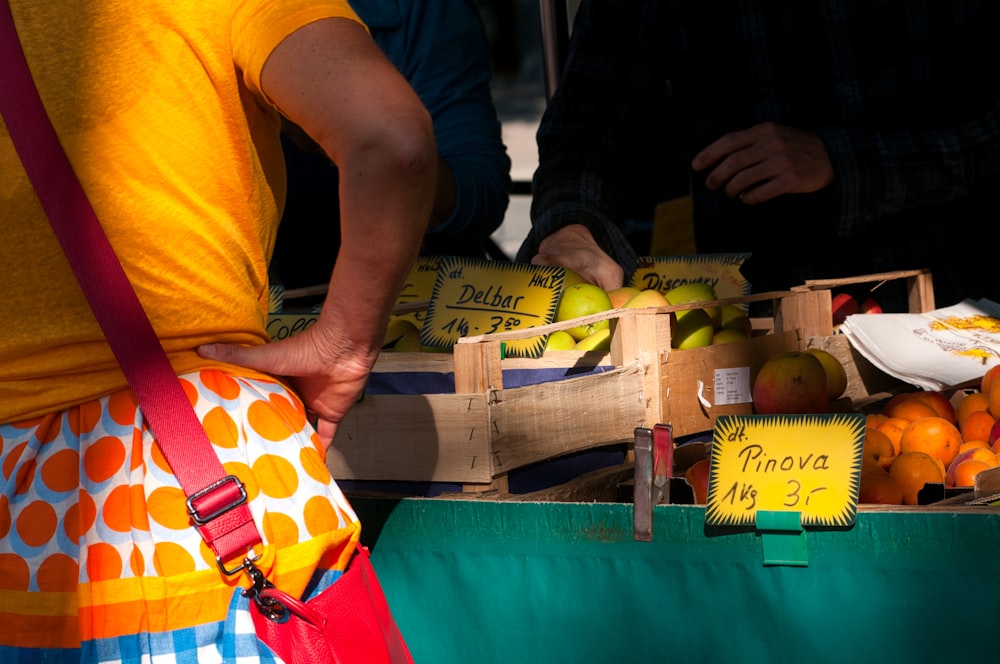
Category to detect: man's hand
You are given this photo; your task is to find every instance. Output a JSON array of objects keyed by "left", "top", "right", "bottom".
[
  {"left": 691, "top": 122, "right": 834, "bottom": 204},
  {"left": 530, "top": 224, "right": 624, "bottom": 291}
]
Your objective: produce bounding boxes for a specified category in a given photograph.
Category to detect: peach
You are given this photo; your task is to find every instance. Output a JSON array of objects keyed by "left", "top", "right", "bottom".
[{"left": 607, "top": 286, "right": 641, "bottom": 309}]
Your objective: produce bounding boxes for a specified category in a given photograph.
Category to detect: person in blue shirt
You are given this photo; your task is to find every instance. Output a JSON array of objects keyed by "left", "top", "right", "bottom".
[
  {"left": 273, "top": 0, "right": 512, "bottom": 292},
  {"left": 519, "top": 0, "right": 1000, "bottom": 309}
]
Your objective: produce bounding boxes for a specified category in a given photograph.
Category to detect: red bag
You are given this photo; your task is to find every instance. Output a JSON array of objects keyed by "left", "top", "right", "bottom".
[
  {"left": 248, "top": 544, "right": 414, "bottom": 664},
  {"left": 0, "top": 3, "right": 415, "bottom": 662}
]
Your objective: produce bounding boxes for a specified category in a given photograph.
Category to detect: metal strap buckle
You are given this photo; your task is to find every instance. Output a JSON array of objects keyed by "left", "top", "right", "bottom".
[{"left": 186, "top": 475, "right": 248, "bottom": 525}]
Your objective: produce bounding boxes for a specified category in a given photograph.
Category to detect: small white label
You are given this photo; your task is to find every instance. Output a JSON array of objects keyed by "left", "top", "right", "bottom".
[{"left": 714, "top": 367, "right": 751, "bottom": 405}]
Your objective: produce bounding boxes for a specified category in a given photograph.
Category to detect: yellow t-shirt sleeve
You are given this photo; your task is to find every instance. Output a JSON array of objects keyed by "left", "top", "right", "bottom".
[{"left": 231, "top": 0, "right": 365, "bottom": 104}]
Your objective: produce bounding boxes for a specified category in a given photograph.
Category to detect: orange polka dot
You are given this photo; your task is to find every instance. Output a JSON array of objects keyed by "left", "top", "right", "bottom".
[
  {"left": 66, "top": 492, "right": 98, "bottom": 542},
  {"left": 36, "top": 413, "right": 62, "bottom": 444},
  {"left": 147, "top": 486, "right": 191, "bottom": 530},
  {"left": 14, "top": 457, "right": 36, "bottom": 496},
  {"left": 247, "top": 401, "right": 293, "bottom": 442},
  {"left": 129, "top": 484, "right": 150, "bottom": 532},
  {"left": 222, "top": 462, "right": 258, "bottom": 501},
  {"left": 202, "top": 371, "right": 242, "bottom": 401},
  {"left": 253, "top": 454, "right": 298, "bottom": 499},
  {"left": 150, "top": 439, "right": 172, "bottom": 473},
  {"left": 69, "top": 400, "right": 103, "bottom": 437},
  {"left": 83, "top": 436, "right": 126, "bottom": 484},
  {"left": 17, "top": 500, "right": 57, "bottom": 548},
  {"left": 102, "top": 485, "right": 132, "bottom": 533},
  {"left": 86, "top": 542, "right": 123, "bottom": 582},
  {"left": 10, "top": 415, "right": 45, "bottom": 430},
  {"left": 263, "top": 511, "right": 299, "bottom": 547},
  {"left": 40, "top": 448, "right": 80, "bottom": 494},
  {"left": 107, "top": 390, "right": 138, "bottom": 426},
  {"left": 303, "top": 495, "right": 339, "bottom": 538},
  {"left": 203, "top": 407, "right": 239, "bottom": 449},
  {"left": 0, "top": 495, "right": 10, "bottom": 538},
  {"left": 300, "top": 446, "right": 331, "bottom": 485},
  {"left": 0, "top": 553, "right": 31, "bottom": 590},
  {"left": 129, "top": 544, "right": 144, "bottom": 577},
  {"left": 270, "top": 393, "right": 307, "bottom": 432},
  {"left": 179, "top": 377, "right": 199, "bottom": 408},
  {"left": 153, "top": 541, "right": 195, "bottom": 576},
  {"left": 36, "top": 553, "right": 78, "bottom": 592},
  {"left": 0, "top": 433, "right": 4, "bottom": 456},
  {"left": 309, "top": 430, "right": 323, "bottom": 454},
  {"left": 2, "top": 441, "right": 27, "bottom": 481}
]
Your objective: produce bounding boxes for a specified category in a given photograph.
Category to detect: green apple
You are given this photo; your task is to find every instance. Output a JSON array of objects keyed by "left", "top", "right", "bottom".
[
  {"left": 664, "top": 282, "right": 721, "bottom": 328},
  {"left": 718, "top": 304, "right": 752, "bottom": 336},
  {"left": 671, "top": 308, "right": 715, "bottom": 350},
  {"left": 544, "top": 330, "right": 578, "bottom": 351},
  {"left": 712, "top": 329, "right": 748, "bottom": 345}
]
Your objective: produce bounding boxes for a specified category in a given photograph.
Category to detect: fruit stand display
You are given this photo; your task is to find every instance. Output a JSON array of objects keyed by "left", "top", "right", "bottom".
[{"left": 286, "top": 266, "right": 1000, "bottom": 661}]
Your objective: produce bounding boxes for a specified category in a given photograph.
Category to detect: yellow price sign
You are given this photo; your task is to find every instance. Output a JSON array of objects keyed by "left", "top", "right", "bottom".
[
  {"left": 395, "top": 256, "right": 440, "bottom": 328},
  {"left": 631, "top": 253, "right": 751, "bottom": 303},
  {"left": 422, "top": 257, "right": 563, "bottom": 357},
  {"left": 705, "top": 414, "right": 866, "bottom": 528}
]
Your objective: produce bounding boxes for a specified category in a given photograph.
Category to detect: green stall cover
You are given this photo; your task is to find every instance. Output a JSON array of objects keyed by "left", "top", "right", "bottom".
[{"left": 357, "top": 498, "right": 1000, "bottom": 664}]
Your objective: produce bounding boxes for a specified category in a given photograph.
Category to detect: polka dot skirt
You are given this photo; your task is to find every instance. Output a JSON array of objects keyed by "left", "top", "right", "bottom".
[{"left": 0, "top": 370, "right": 360, "bottom": 662}]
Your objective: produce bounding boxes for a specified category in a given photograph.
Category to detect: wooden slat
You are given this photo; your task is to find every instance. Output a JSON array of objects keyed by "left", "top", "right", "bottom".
[
  {"left": 328, "top": 393, "right": 494, "bottom": 483},
  {"left": 489, "top": 365, "right": 646, "bottom": 472}
]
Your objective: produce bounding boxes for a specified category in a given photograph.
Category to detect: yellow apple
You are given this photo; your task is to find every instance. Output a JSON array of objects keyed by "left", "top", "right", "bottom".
[
  {"left": 622, "top": 289, "right": 670, "bottom": 309},
  {"left": 805, "top": 347, "right": 848, "bottom": 400},
  {"left": 574, "top": 327, "right": 612, "bottom": 352},
  {"left": 556, "top": 283, "right": 613, "bottom": 341}
]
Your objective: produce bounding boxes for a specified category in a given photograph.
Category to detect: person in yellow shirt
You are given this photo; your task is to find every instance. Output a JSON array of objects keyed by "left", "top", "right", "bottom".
[{"left": 0, "top": 0, "right": 435, "bottom": 660}]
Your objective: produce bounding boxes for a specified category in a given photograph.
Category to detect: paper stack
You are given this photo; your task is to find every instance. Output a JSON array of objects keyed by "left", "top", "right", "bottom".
[{"left": 840, "top": 299, "right": 1000, "bottom": 392}]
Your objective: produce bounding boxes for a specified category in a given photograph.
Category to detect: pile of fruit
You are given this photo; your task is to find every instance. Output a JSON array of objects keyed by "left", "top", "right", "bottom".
[
  {"left": 547, "top": 278, "right": 751, "bottom": 353},
  {"left": 752, "top": 350, "right": 1000, "bottom": 505},
  {"left": 860, "top": 366, "right": 1000, "bottom": 505}
]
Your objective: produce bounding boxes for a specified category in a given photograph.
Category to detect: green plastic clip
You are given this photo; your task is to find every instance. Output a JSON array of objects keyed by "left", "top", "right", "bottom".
[{"left": 756, "top": 510, "right": 808, "bottom": 567}]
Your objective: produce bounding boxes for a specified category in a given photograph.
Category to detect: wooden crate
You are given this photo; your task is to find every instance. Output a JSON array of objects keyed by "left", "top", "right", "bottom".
[{"left": 327, "top": 289, "right": 817, "bottom": 490}]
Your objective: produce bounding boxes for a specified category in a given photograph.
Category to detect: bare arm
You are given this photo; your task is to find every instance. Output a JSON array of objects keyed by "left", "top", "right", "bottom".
[{"left": 200, "top": 18, "right": 436, "bottom": 448}]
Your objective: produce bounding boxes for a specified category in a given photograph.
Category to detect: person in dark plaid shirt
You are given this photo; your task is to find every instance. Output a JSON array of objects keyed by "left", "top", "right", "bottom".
[{"left": 517, "top": 0, "right": 1000, "bottom": 309}]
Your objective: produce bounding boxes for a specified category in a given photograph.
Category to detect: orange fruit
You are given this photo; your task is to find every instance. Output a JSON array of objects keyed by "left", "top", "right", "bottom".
[
  {"left": 886, "top": 398, "right": 938, "bottom": 422},
  {"left": 952, "top": 459, "right": 992, "bottom": 488},
  {"left": 960, "top": 409, "right": 996, "bottom": 444},
  {"left": 882, "top": 392, "right": 917, "bottom": 415},
  {"left": 959, "top": 440, "right": 991, "bottom": 452},
  {"left": 957, "top": 391, "right": 990, "bottom": 427},
  {"left": 863, "top": 427, "right": 896, "bottom": 470},
  {"left": 909, "top": 391, "right": 956, "bottom": 423},
  {"left": 889, "top": 451, "right": 946, "bottom": 505},
  {"left": 989, "top": 382, "right": 1000, "bottom": 420},
  {"left": 866, "top": 413, "right": 889, "bottom": 429},
  {"left": 875, "top": 416, "right": 912, "bottom": 456},
  {"left": 898, "top": 416, "right": 962, "bottom": 468},
  {"left": 981, "top": 365, "right": 1000, "bottom": 395},
  {"left": 858, "top": 470, "right": 904, "bottom": 505}
]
